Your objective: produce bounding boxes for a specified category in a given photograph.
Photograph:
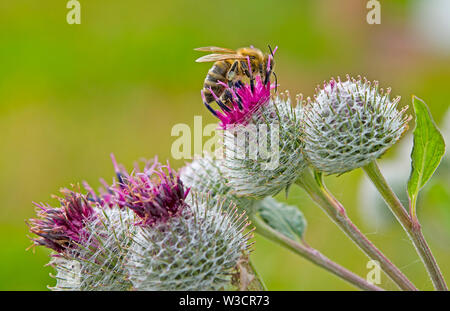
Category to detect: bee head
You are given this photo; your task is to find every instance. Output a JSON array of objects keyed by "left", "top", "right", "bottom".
[{"left": 237, "top": 47, "right": 264, "bottom": 74}]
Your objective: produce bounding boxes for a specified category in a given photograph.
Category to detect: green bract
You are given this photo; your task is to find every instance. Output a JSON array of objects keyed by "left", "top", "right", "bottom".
[
  {"left": 180, "top": 155, "right": 255, "bottom": 213},
  {"left": 50, "top": 207, "right": 136, "bottom": 291}
]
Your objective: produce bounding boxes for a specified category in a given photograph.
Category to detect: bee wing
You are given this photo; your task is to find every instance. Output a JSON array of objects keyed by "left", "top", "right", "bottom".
[
  {"left": 195, "top": 54, "right": 246, "bottom": 63},
  {"left": 194, "top": 46, "right": 236, "bottom": 53}
]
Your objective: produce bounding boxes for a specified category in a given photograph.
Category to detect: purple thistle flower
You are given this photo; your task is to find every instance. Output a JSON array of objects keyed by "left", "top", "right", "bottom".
[
  {"left": 202, "top": 51, "right": 277, "bottom": 129},
  {"left": 108, "top": 154, "right": 190, "bottom": 227},
  {"left": 81, "top": 154, "right": 135, "bottom": 209},
  {"left": 83, "top": 178, "right": 117, "bottom": 209},
  {"left": 28, "top": 189, "right": 96, "bottom": 254}
]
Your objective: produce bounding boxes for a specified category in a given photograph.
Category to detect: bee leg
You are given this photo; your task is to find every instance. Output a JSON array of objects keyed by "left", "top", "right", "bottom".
[
  {"left": 223, "top": 89, "right": 234, "bottom": 106},
  {"left": 226, "top": 60, "right": 239, "bottom": 84},
  {"left": 240, "top": 61, "right": 248, "bottom": 77},
  {"left": 201, "top": 90, "right": 218, "bottom": 118},
  {"left": 208, "top": 87, "right": 231, "bottom": 113},
  {"left": 242, "top": 57, "right": 255, "bottom": 93},
  {"left": 227, "top": 79, "right": 235, "bottom": 97},
  {"left": 259, "top": 63, "right": 263, "bottom": 77},
  {"left": 249, "top": 74, "right": 255, "bottom": 93},
  {"left": 234, "top": 80, "right": 244, "bottom": 89},
  {"left": 217, "top": 80, "right": 235, "bottom": 107},
  {"left": 235, "top": 92, "right": 244, "bottom": 110}
]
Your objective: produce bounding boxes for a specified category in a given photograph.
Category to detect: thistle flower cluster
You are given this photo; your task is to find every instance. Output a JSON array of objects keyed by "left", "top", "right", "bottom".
[
  {"left": 29, "top": 44, "right": 414, "bottom": 291},
  {"left": 28, "top": 189, "right": 96, "bottom": 253},
  {"left": 109, "top": 156, "right": 190, "bottom": 226},
  {"left": 202, "top": 71, "right": 409, "bottom": 197},
  {"left": 29, "top": 156, "right": 252, "bottom": 291}
]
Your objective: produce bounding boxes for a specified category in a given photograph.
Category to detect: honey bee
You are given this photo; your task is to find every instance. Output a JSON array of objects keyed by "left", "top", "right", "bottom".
[{"left": 195, "top": 46, "right": 277, "bottom": 106}]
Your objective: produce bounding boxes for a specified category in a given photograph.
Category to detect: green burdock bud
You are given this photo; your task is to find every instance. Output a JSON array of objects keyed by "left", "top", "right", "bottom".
[
  {"left": 180, "top": 155, "right": 255, "bottom": 213},
  {"left": 303, "top": 76, "right": 410, "bottom": 175},
  {"left": 126, "top": 194, "right": 253, "bottom": 291}
]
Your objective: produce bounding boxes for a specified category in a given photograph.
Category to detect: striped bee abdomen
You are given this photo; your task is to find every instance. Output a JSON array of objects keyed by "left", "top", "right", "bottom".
[{"left": 203, "top": 61, "right": 232, "bottom": 104}]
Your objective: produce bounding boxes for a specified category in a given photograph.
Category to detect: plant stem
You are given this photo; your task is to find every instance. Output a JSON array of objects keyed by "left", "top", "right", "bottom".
[
  {"left": 363, "top": 160, "right": 448, "bottom": 291},
  {"left": 295, "top": 168, "right": 417, "bottom": 291},
  {"left": 248, "top": 257, "right": 268, "bottom": 290},
  {"left": 249, "top": 213, "right": 384, "bottom": 291}
]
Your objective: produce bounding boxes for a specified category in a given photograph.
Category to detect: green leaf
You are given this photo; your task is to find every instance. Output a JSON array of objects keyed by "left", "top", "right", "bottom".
[
  {"left": 257, "top": 197, "right": 307, "bottom": 241},
  {"left": 407, "top": 96, "right": 446, "bottom": 216}
]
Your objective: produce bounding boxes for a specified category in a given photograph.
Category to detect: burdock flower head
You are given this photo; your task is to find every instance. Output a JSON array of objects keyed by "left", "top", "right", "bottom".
[
  {"left": 28, "top": 182, "right": 136, "bottom": 291},
  {"left": 109, "top": 154, "right": 190, "bottom": 226},
  {"left": 303, "top": 76, "right": 410, "bottom": 175},
  {"left": 203, "top": 74, "right": 272, "bottom": 130},
  {"left": 110, "top": 156, "right": 253, "bottom": 290},
  {"left": 202, "top": 51, "right": 306, "bottom": 198},
  {"left": 28, "top": 188, "right": 96, "bottom": 254}
]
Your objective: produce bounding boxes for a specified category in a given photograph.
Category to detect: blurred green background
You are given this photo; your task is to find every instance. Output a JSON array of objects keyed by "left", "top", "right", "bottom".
[{"left": 1, "top": 0, "right": 449, "bottom": 290}]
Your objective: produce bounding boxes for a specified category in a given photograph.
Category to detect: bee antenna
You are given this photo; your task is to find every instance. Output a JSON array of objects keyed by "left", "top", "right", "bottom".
[
  {"left": 272, "top": 71, "right": 278, "bottom": 92},
  {"left": 268, "top": 45, "right": 274, "bottom": 56}
]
